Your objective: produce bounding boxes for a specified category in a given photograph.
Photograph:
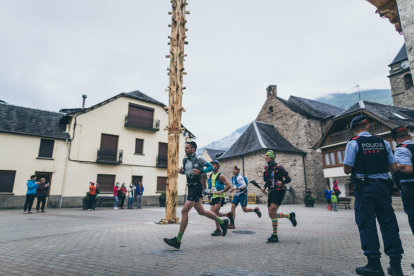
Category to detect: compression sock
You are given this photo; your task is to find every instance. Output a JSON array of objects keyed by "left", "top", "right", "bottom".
[
  {"left": 176, "top": 231, "right": 183, "bottom": 242},
  {"left": 277, "top": 213, "right": 290, "bottom": 219},
  {"left": 272, "top": 218, "right": 278, "bottom": 235},
  {"left": 215, "top": 217, "right": 224, "bottom": 225}
]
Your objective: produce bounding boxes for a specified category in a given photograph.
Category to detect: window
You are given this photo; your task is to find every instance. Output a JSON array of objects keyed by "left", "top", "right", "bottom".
[
  {"left": 135, "top": 139, "right": 144, "bottom": 154},
  {"left": 38, "top": 139, "right": 55, "bottom": 158},
  {"left": 99, "top": 134, "right": 118, "bottom": 161},
  {"left": 324, "top": 153, "right": 330, "bottom": 166},
  {"left": 158, "top": 143, "right": 168, "bottom": 167},
  {"left": 336, "top": 150, "right": 343, "bottom": 164},
  {"left": 128, "top": 104, "right": 154, "bottom": 128},
  {"left": 0, "top": 171, "right": 16, "bottom": 193},
  {"left": 330, "top": 152, "right": 336, "bottom": 165},
  {"left": 97, "top": 174, "right": 116, "bottom": 193},
  {"left": 132, "top": 176, "right": 142, "bottom": 186},
  {"left": 404, "top": 73, "right": 414, "bottom": 90},
  {"left": 157, "top": 177, "right": 168, "bottom": 192}
]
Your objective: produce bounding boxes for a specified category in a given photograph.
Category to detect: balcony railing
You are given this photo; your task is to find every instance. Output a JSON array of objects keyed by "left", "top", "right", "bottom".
[
  {"left": 156, "top": 155, "right": 168, "bottom": 168},
  {"left": 326, "top": 122, "right": 388, "bottom": 145},
  {"left": 125, "top": 114, "right": 160, "bottom": 132},
  {"left": 96, "top": 149, "right": 123, "bottom": 164}
]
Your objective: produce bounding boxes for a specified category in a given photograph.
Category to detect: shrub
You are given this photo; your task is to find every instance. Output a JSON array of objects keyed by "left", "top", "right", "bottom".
[
  {"left": 159, "top": 192, "right": 166, "bottom": 199},
  {"left": 303, "top": 193, "right": 314, "bottom": 201}
]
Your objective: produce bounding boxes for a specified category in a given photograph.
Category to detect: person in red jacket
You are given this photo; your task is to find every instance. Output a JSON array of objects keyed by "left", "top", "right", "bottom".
[
  {"left": 113, "top": 183, "right": 120, "bottom": 210},
  {"left": 119, "top": 183, "right": 127, "bottom": 209}
]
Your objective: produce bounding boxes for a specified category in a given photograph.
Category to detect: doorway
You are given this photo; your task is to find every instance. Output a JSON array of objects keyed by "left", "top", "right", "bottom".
[{"left": 35, "top": 172, "right": 53, "bottom": 208}]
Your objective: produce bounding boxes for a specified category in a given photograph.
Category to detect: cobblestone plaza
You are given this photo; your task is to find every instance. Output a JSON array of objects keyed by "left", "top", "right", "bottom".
[{"left": 1, "top": 204, "right": 413, "bottom": 276}]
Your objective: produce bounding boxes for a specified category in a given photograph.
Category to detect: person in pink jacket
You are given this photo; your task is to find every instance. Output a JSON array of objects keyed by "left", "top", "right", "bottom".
[{"left": 113, "top": 183, "right": 120, "bottom": 210}]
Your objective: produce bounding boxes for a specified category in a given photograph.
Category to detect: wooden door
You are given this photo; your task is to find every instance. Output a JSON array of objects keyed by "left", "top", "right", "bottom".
[{"left": 158, "top": 143, "right": 168, "bottom": 167}]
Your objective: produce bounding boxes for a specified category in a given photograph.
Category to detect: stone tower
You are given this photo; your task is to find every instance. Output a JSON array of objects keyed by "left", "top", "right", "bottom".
[{"left": 388, "top": 44, "right": 414, "bottom": 108}]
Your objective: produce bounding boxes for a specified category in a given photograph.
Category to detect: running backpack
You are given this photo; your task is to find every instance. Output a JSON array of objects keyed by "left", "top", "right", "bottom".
[
  {"left": 208, "top": 172, "right": 225, "bottom": 191},
  {"left": 233, "top": 175, "right": 249, "bottom": 193}
]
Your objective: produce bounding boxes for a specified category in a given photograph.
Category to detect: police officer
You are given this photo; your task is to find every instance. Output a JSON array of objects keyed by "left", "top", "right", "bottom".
[
  {"left": 392, "top": 126, "right": 414, "bottom": 270},
  {"left": 343, "top": 115, "right": 404, "bottom": 276}
]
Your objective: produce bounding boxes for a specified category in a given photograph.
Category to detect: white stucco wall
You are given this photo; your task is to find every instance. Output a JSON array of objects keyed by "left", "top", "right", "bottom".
[{"left": 0, "top": 132, "right": 68, "bottom": 196}]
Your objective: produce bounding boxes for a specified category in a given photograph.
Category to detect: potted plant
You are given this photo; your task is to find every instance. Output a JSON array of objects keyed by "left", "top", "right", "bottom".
[
  {"left": 303, "top": 193, "right": 315, "bottom": 207},
  {"left": 159, "top": 192, "right": 166, "bottom": 207}
]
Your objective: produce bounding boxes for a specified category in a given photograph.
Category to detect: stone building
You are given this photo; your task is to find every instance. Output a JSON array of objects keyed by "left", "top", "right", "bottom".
[
  {"left": 254, "top": 85, "right": 344, "bottom": 200},
  {"left": 388, "top": 44, "right": 414, "bottom": 108},
  {"left": 218, "top": 121, "right": 305, "bottom": 204}
]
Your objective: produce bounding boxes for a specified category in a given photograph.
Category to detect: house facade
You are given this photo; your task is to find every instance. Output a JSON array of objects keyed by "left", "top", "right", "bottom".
[{"left": 0, "top": 90, "right": 193, "bottom": 208}]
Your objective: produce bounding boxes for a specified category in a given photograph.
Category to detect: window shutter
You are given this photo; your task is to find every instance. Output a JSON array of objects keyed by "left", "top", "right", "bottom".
[
  {"left": 38, "top": 139, "right": 55, "bottom": 158},
  {"left": 97, "top": 175, "right": 116, "bottom": 193},
  {"left": 0, "top": 171, "right": 16, "bottom": 193},
  {"left": 135, "top": 139, "right": 144, "bottom": 154},
  {"left": 157, "top": 177, "right": 168, "bottom": 192},
  {"left": 158, "top": 143, "right": 168, "bottom": 157},
  {"left": 100, "top": 134, "right": 118, "bottom": 151}
]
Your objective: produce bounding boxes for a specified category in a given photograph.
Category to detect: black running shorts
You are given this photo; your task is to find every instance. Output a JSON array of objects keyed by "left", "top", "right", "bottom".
[
  {"left": 268, "top": 190, "right": 285, "bottom": 207},
  {"left": 187, "top": 183, "right": 203, "bottom": 202},
  {"left": 210, "top": 197, "right": 225, "bottom": 207},
  {"left": 327, "top": 198, "right": 332, "bottom": 204}
]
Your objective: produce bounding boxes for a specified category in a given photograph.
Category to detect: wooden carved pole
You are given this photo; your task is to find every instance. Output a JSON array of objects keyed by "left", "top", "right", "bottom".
[{"left": 162, "top": 0, "right": 188, "bottom": 224}]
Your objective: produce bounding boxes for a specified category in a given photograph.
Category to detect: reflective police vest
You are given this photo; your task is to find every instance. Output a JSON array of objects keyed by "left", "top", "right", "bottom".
[
  {"left": 351, "top": 135, "right": 388, "bottom": 175},
  {"left": 395, "top": 143, "right": 414, "bottom": 183}
]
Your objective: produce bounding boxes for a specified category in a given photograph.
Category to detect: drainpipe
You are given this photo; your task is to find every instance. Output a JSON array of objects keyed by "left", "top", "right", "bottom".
[
  {"left": 302, "top": 154, "right": 308, "bottom": 191},
  {"left": 242, "top": 155, "right": 245, "bottom": 176},
  {"left": 60, "top": 139, "right": 70, "bottom": 208}
]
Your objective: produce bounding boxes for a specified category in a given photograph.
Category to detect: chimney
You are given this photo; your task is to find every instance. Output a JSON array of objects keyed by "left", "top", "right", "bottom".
[
  {"left": 266, "top": 85, "right": 277, "bottom": 98},
  {"left": 82, "top": 95, "right": 87, "bottom": 112}
]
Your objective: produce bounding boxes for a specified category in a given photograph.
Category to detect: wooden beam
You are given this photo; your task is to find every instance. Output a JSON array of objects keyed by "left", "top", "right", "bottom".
[{"left": 164, "top": 0, "right": 188, "bottom": 224}]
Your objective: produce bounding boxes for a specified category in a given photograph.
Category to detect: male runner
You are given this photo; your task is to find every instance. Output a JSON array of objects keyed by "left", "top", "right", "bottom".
[
  {"left": 164, "top": 141, "right": 229, "bottom": 249},
  {"left": 208, "top": 160, "right": 231, "bottom": 236},
  {"left": 261, "top": 150, "right": 297, "bottom": 243},
  {"left": 227, "top": 165, "right": 261, "bottom": 229}
]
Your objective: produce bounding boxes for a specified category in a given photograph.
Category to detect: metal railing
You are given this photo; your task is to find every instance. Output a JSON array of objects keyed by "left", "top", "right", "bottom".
[
  {"left": 96, "top": 149, "right": 123, "bottom": 164},
  {"left": 156, "top": 155, "right": 168, "bottom": 168},
  {"left": 125, "top": 114, "right": 160, "bottom": 132}
]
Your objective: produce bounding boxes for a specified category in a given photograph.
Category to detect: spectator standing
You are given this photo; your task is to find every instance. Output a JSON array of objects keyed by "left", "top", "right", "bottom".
[
  {"left": 127, "top": 183, "right": 136, "bottom": 209},
  {"left": 88, "top": 182, "right": 96, "bottom": 211},
  {"left": 325, "top": 186, "right": 332, "bottom": 211},
  {"left": 305, "top": 188, "right": 312, "bottom": 195},
  {"left": 331, "top": 191, "right": 338, "bottom": 211},
  {"left": 136, "top": 182, "right": 144, "bottom": 209},
  {"left": 113, "top": 183, "right": 120, "bottom": 210},
  {"left": 36, "top": 178, "right": 49, "bottom": 213},
  {"left": 333, "top": 179, "right": 341, "bottom": 197},
  {"left": 24, "top": 175, "right": 39, "bottom": 214},
  {"left": 119, "top": 183, "right": 127, "bottom": 209}
]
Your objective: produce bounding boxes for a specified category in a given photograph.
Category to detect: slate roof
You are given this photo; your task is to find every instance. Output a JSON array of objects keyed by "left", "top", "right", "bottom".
[
  {"left": 390, "top": 44, "right": 408, "bottom": 66},
  {"left": 277, "top": 96, "right": 344, "bottom": 120},
  {"left": 204, "top": 148, "right": 225, "bottom": 160},
  {"left": 0, "top": 104, "right": 70, "bottom": 140},
  {"left": 334, "top": 101, "right": 414, "bottom": 128},
  {"left": 219, "top": 121, "right": 304, "bottom": 160}
]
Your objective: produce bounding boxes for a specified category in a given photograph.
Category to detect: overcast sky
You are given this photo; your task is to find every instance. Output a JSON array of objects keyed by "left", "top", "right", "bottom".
[{"left": 0, "top": 0, "right": 405, "bottom": 147}]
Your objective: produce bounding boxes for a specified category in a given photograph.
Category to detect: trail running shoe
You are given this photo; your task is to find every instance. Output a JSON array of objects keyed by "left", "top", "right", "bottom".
[
  {"left": 289, "top": 212, "right": 297, "bottom": 227},
  {"left": 254, "top": 207, "right": 262, "bottom": 218},
  {"left": 211, "top": 229, "right": 222, "bottom": 236},
  {"left": 163, "top": 237, "right": 181, "bottom": 249},
  {"left": 220, "top": 219, "right": 229, "bottom": 237},
  {"left": 266, "top": 235, "right": 279, "bottom": 243},
  {"left": 227, "top": 211, "right": 234, "bottom": 225}
]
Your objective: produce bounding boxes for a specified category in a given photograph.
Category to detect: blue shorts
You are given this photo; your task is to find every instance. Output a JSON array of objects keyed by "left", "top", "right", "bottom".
[{"left": 232, "top": 194, "right": 247, "bottom": 207}]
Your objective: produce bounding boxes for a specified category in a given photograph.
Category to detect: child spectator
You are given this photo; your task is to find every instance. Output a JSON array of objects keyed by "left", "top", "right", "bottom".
[
  {"left": 36, "top": 178, "right": 49, "bottom": 213},
  {"left": 325, "top": 186, "right": 332, "bottom": 211},
  {"left": 331, "top": 190, "right": 338, "bottom": 211}
]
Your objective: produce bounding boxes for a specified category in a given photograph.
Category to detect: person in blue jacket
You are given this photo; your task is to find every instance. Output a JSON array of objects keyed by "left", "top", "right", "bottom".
[{"left": 23, "top": 175, "right": 39, "bottom": 214}]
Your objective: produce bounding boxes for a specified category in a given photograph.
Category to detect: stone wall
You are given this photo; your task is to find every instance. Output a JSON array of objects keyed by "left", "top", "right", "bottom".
[
  {"left": 256, "top": 94, "right": 328, "bottom": 200},
  {"left": 390, "top": 70, "right": 414, "bottom": 108},
  {"left": 219, "top": 150, "right": 306, "bottom": 205},
  {"left": 397, "top": 0, "right": 414, "bottom": 79}
]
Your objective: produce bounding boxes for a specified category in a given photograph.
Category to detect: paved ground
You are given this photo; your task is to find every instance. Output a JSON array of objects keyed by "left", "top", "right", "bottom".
[{"left": 0, "top": 203, "right": 413, "bottom": 276}]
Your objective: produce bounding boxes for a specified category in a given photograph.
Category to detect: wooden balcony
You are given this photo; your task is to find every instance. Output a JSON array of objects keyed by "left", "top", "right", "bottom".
[
  {"left": 125, "top": 114, "right": 160, "bottom": 132},
  {"left": 325, "top": 122, "right": 388, "bottom": 145},
  {"left": 96, "top": 149, "right": 123, "bottom": 164}
]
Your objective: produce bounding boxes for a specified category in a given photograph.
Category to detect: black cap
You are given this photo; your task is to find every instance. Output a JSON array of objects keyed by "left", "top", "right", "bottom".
[
  {"left": 350, "top": 115, "right": 368, "bottom": 130},
  {"left": 391, "top": 126, "right": 408, "bottom": 139}
]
